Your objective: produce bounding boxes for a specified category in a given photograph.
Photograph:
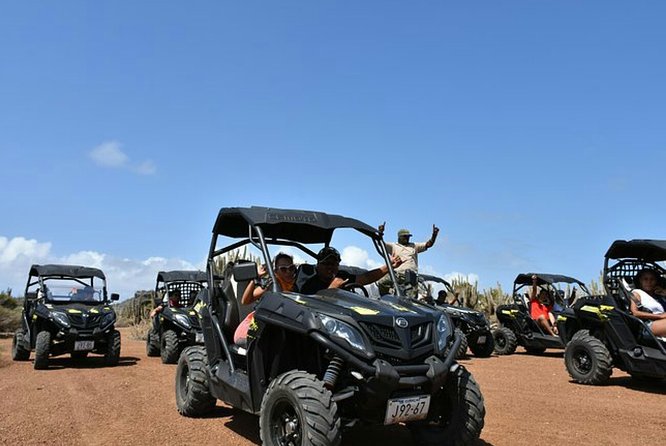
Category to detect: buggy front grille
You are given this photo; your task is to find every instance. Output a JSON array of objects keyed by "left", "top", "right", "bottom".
[
  {"left": 359, "top": 321, "right": 432, "bottom": 350},
  {"left": 69, "top": 313, "right": 102, "bottom": 329}
]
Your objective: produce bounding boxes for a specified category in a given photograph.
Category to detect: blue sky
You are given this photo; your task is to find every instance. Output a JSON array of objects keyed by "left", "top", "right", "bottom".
[{"left": 1, "top": 2, "right": 665, "bottom": 299}]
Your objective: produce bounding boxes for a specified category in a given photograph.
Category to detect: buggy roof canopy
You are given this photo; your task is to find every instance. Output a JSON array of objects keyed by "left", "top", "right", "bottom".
[
  {"left": 420, "top": 274, "right": 453, "bottom": 288},
  {"left": 213, "top": 206, "right": 379, "bottom": 244},
  {"left": 514, "top": 273, "right": 584, "bottom": 287},
  {"left": 157, "top": 270, "right": 207, "bottom": 283},
  {"left": 605, "top": 239, "right": 666, "bottom": 262},
  {"left": 29, "top": 264, "right": 106, "bottom": 280}
]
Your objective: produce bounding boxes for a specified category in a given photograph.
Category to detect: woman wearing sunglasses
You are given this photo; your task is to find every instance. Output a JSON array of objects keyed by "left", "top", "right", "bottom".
[{"left": 234, "top": 253, "right": 297, "bottom": 345}]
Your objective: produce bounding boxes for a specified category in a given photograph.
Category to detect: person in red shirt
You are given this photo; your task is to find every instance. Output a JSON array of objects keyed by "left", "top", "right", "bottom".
[{"left": 529, "top": 274, "right": 558, "bottom": 336}]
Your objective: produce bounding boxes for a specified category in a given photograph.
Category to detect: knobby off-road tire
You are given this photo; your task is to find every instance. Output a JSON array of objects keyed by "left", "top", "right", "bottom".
[
  {"left": 260, "top": 370, "right": 341, "bottom": 446},
  {"left": 492, "top": 327, "right": 517, "bottom": 355},
  {"left": 104, "top": 330, "right": 121, "bottom": 366},
  {"left": 469, "top": 332, "right": 495, "bottom": 358},
  {"left": 34, "top": 330, "right": 51, "bottom": 370},
  {"left": 12, "top": 331, "right": 30, "bottom": 361},
  {"left": 455, "top": 328, "right": 468, "bottom": 359},
  {"left": 175, "top": 346, "right": 216, "bottom": 417},
  {"left": 564, "top": 330, "right": 612, "bottom": 385},
  {"left": 146, "top": 329, "right": 160, "bottom": 357},
  {"left": 161, "top": 330, "right": 182, "bottom": 364},
  {"left": 409, "top": 364, "right": 485, "bottom": 446}
]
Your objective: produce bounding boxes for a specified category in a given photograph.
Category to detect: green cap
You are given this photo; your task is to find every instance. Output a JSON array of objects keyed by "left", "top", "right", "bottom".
[{"left": 397, "top": 229, "right": 412, "bottom": 237}]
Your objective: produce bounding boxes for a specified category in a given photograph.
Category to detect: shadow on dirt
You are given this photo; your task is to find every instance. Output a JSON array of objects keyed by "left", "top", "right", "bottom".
[
  {"left": 515, "top": 350, "right": 564, "bottom": 358},
  {"left": 40, "top": 356, "right": 140, "bottom": 370},
  {"left": 200, "top": 405, "right": 495, "bottom": 446},
  {"left": 195, "top": 405, "right": 493, "bottom": 446},
  {"left": 200, "top": 407, "right": 260, "bottom": 444},
  {"left": 604, "top": 376, "right": 666, "bottom": 395}
]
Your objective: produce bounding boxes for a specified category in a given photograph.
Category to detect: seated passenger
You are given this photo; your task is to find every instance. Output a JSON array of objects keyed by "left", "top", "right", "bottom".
[
  {"left": 234, "top": 253, "right": 297, "bottom": 345},
  {"left": 529, "top": 275, "right": 558, "bottom": 336},
  {"left": 300, "top": 247, "right": 402, "bottom": 295},
  {"left": 81, "top": 286, "right": 96, "bottom": 301},
  {"left": 149, "top": 289, "right": 181, "bottom": 318},
  {"left": 630, "top": 269, "right": 666, "bottom": 338}
]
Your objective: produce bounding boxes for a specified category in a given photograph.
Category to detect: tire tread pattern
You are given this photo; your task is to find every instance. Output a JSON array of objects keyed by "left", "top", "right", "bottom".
[
  {"left": 492, "top": 327, "right": 518, "bottom": 355},
  {"left": 260, "top": 370, "right": 341, "bottom": 446},
  {"left": 176, "top": 346, "right": 216, "bottom": 417}
]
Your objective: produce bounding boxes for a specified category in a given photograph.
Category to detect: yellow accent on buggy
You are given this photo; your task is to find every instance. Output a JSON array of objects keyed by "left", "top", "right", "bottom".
[{"left": 351, "top": 307, "right": 380, "bottom": 316}]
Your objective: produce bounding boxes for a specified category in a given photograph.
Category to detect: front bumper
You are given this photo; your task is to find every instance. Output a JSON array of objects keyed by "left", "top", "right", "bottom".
[{"left": 312, "top": 330, "right": 462, "bottom": 424}]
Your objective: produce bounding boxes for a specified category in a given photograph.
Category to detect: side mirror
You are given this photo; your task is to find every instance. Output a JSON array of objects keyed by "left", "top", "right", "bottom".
[
  {"left": 404, "top": 269, "right": 418, "bottom": 287},
  {"left": 110, "top": 293, "right": 120, "bottom": 301},
  {"left": 233, "top": 262, "right": 258, "bottom": 282}
]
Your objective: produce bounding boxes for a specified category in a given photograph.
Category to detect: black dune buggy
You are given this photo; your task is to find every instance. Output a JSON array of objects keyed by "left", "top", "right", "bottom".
[
  {"left": 175, "top": 206, "right": 485, "bottom": 446},
  {"left": 420, "top": 274, "right": 494, "bottom": 359},
  {"left": 146, "top": 270, "right": 208, "bottom": 364},
  {"left": 11, "top": 264, "right": 121, "bottom": 370},
  {"left": 492, "top": 273, "right": 589, "bottom": 356},
  {"left": 559, "top": 239, "right": 666, "bottom": 385}
]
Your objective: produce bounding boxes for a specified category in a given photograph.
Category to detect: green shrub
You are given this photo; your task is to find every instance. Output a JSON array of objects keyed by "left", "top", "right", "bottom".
[{"left": 0, "top": 290, "right": 21, "bottom": 332}]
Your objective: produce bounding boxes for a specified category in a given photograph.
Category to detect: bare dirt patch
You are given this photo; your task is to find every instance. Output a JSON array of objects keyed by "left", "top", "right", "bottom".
[{"left": 0, "top": 329, "right": 664, "bottom": 445}]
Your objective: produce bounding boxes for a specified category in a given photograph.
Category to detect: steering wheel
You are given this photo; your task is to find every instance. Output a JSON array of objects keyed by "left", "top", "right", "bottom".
[{"left": 341, "top": 282, "right": 369, "bottom": 297}]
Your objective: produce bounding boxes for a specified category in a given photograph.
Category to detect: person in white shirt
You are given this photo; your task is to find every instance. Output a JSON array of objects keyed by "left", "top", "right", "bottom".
[{"left": 630, "top": 269, "right": 666, "bottom": 337}]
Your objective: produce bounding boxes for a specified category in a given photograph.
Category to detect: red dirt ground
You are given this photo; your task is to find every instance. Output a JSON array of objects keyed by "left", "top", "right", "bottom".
[{"left": 1, "top": 329, "right": 664, "bottom": 445}]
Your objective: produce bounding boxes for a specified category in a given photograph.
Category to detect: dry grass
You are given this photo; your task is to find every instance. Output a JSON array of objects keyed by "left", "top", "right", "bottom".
[{"left": 126, "top": 319, "right": 152, "bottom": 341}]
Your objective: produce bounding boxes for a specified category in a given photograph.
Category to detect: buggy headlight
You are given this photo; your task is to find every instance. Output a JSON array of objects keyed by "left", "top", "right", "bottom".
[
  {"left": 174, "top": 314, "right": 191, "bottom": 329},
  {"left": 100, "top": 312, "right": 116, "bottom": 329},
  {"left": 436, "top": 315, "right": 450, "bottom": 351},
  {"left": 319, "top": 314, "right": 368, "bottom": 353},
  {"left": 52, "top": 311, "right": 71, "bottom": 328}
]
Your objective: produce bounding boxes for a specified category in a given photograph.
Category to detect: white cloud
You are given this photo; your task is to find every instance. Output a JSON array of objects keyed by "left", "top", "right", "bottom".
[
  {"left": 0, "top": 236, "right": 51, "bottom": 264},
  {"left": 443, "top": 271, "right": 480, "bottom": 285},
  {"left": 0, "top": 235, "right": 196, "bottom": 300},
  {"left": 341, "top": 246, "right": 383, "bottom": 270},
  {"left": 89, "top": 141, "right": 128, "bottom": 168},
  {"left": 134, "top": 160, "right": 157, "bottom": 176},
  {"left": 88, "top": 141, "right": 156, "bottom": 176}
]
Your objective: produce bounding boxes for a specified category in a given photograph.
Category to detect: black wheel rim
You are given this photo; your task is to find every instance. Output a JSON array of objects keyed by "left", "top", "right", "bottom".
[
  {"left": 270, "top": 399, "right": 302, "bottom": 446},
  {"left": 572, "top": 347, "right": 592, "bottom": 375},
  {"left": 496, "top": 334, "right": 506, "bottom": 348}
]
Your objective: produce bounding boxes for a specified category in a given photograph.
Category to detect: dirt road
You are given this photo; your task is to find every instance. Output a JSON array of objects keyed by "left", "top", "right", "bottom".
[{"left": 1, "top": 329, "right": 664, "bottom": 445}]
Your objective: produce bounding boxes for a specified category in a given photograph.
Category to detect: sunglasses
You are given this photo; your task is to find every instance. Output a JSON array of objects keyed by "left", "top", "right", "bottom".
[{"left": 276, "top": 264, "right": 296, "bottom": 273}]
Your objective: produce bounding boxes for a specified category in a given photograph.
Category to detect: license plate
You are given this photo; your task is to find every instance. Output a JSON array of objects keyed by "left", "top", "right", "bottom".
[
  {"left": 477, "top": 335, "right": 486, "bottom": 344},
  {"left": 384, "top": 395, "right": 430, "bottom": 425},
  {"left": 74, "top": 340, "right": 94, "bottom": 351},
  {"left": 195, "top": 332, "right": 204, "bottom": 343}
]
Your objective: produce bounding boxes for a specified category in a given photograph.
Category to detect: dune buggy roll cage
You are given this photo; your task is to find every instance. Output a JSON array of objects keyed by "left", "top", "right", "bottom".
[
  {"left": 603, "top": 240, "right": 666, "bottom": 311},
  {"left": 205, "top": 206, "right": 402, "bottom": 297},
  {"left": 24, "top": 264, "right": 110, "bottom": 301},
  {"left": 512, "top": 273, "right": 590, "bottom": 307}
]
